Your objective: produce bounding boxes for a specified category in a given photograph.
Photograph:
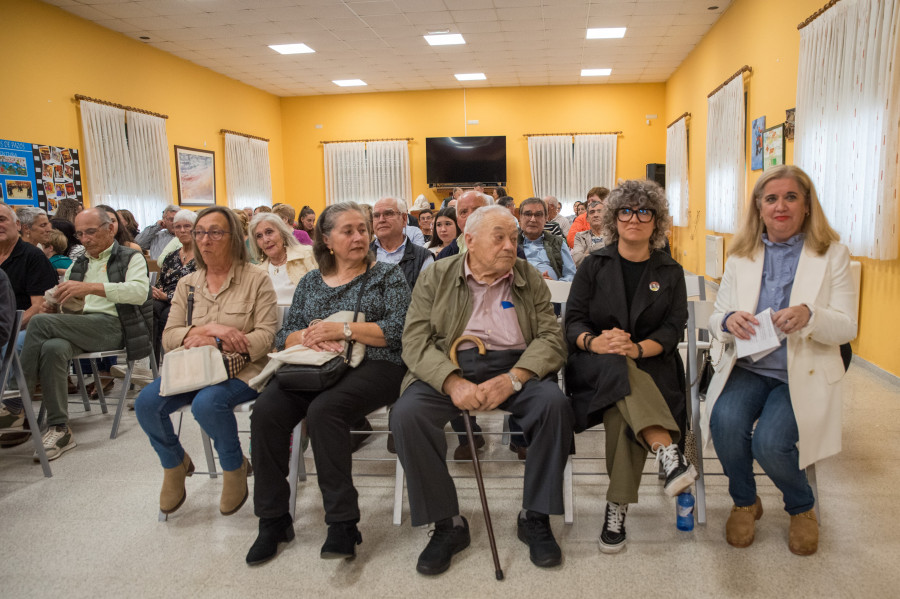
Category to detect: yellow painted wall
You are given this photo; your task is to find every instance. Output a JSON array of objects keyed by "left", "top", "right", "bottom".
[
  {"left": 665, "top": 0, "right": 900, "bottom": 376},
  {"left": 280, "top": 83, "right": 667, "bottom": 209},
  {"left": 2, "top": 0, "right": 285, "bottom": 207}
]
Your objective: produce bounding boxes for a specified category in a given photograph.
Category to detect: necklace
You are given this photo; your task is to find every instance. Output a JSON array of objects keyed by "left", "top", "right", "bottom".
[{"left": 270, "top": 252, "right": 288, "bottom": 273}]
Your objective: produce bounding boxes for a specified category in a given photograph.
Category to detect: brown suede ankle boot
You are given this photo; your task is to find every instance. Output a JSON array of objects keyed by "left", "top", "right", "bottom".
[
  {"left": 160, "top": 452, "right": 195, "bottom": 514},
  {"left": 789, "top": 508, "right": 818, "bottom": 555},
  {"left": 726, "top": 496, "right": 763, "bottom": 548},
  {"left": 221, "top": 456, "right": 253, "bottom": 516}
]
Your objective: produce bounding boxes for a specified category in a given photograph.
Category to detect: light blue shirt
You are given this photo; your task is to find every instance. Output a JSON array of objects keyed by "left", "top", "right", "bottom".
[
  {"left": 374, "top": 236, "right": 434, "bottom": 275},
  {"left": 405, "top": 225, "right": 426, "bottom": 247},
  {"left": 737, "top": 233, "right": 804, "bottom": 383},
  {"left": 521, "top": 234, "right": 576, "bottom": 282}
]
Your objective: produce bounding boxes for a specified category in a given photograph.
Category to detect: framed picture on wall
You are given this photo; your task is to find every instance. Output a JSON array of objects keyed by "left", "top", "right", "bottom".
[
  {"left": 751, "top": 116, "right": 766, "bottom": 171},
  {"left": 763, "top": 124, "right": 784, "bottom": 171},
  {"left": 174, "top": 146, "right": 215, "bottom": 206}
]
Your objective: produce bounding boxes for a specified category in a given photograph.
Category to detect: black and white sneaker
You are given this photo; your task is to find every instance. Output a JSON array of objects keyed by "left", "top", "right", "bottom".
[
  {"left": 599, "top": 502, "right": 628, "bottom": 554},
  {"left": 655, "top": 443, "right": 698, "bottom": 497}
]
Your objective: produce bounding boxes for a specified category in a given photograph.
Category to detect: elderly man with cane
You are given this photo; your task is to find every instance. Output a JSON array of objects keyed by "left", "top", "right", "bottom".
[{"left": 391, "top": 205, "right": 573, "bottom": 576}]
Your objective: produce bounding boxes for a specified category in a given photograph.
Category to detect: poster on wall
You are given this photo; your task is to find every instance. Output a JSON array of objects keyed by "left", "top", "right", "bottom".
[
  {"left": 0, "top": 138, "right": 82, "bottom": 212},
  {"left": 174, "top": 146, "right": 215, "bottom": 206},
  {"left": 763, "top": 124, "right": 785, "bottom": 171},
  {"left": 751, "top": 116, "right": 766, "bottom": 171}
]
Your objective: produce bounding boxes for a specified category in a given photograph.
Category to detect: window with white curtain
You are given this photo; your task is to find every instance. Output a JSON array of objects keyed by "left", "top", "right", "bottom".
[
  {"left": 323, "top": 140, "right": 411, "bottom": 206},
  {"left": 79, "top": 100, "right": 171, "bottom": 229},
  {"left": 224, "top": 133, "right": 272, "bottom": 209},
  {"left": 666, "top": 118, "right": 689, "bottom": 227},
  {"left": 705, "top": 76, "right": 745, "bottom": 234},
  {"left": 528, "top": 134, "right": 617, "bottom": 215},
  {"left": 795, "top": 0, "right": 899, "bottom": 259}
]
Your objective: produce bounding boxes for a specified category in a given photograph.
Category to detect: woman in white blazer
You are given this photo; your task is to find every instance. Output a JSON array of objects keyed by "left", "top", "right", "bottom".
[{"left": 704, "top": 165, "right": 857, "bottom": 556}]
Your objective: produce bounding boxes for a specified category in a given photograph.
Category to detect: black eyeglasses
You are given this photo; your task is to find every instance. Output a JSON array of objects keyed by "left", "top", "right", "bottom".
[
  {"left": 616, "top": 208, "right": 655, "bottom": 223},
  {"left": 192, "top": 229, "right": 231, "bottom": 240}
]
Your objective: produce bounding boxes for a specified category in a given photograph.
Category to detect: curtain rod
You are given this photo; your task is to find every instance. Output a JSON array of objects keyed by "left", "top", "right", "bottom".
[
  {"left": 320, "top": 137, "right": 413, "bottom": 144},
  {"left": 220, "top": 129, "right": 269, "bottom": 142},
  {"left": 707, "top": 65, "right": 752, "bottom": 98},
  {"left": 667, "top": 112, "right": 691, "bottom": 129},
  {"left": 74, "top": 94, "right": 168, "bottom": 119},
  {"left": 798, "top": 0, "right": 843, "bottom": 29},
  {"left": 522, "top": 131, "right": 622, "bottom": 137}
]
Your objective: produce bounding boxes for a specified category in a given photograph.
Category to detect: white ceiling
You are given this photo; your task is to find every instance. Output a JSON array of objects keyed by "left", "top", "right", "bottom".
[{"left": 43, "top": 0, "right": 732, "bottom": 97}]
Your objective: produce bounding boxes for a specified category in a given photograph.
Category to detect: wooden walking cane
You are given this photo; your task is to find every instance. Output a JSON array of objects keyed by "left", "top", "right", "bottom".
[{"left": 448, "top": 335, "right": 504, "bottom": 581}]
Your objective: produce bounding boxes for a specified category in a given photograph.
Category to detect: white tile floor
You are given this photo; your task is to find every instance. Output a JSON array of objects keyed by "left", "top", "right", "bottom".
[{"left": 2, "top": 358, "right": 899, "bottom": 598}]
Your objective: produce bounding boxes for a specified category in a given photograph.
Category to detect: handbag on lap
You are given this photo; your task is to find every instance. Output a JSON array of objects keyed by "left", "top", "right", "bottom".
[{"left": 159, "top": 285, "right": 250, "bottom": 396}]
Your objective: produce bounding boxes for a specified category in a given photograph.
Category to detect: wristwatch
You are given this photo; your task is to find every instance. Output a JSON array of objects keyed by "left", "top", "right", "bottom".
[
  {"left": 343, "top": 323, "right": 353, "bottom": 341},
  {"left": 506, "top": 371, "right": 523, "bottom": 392}
]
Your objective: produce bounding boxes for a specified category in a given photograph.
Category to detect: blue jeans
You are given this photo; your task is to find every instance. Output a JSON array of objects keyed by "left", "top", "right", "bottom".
[
  {"left": 709, "top": 366, "right": 815, "bottom": 515},
  {"left": 135, "top": 377, "right": 258, "bottom": 471}
]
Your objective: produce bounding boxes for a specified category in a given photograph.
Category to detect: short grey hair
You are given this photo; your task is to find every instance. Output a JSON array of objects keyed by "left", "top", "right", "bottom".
[
  {"left": 173, "top": 209, "right": 197, "bottom": 225},
  {"left": 519, "top": 197, "right": 547, "bottom": 214},
  {"left": 465, "top": 205, "right": 517, "bottom": 237},
  {"left": 163, "top": 204, "right": 179, "bottom": 215},
  {"left": 378, "top": 197, "right": 408, "bottom": 213},
  {"left": 16, "top": 206, "right": 47, "bottom": 228},
  {"left": 543, "top": 196, "right": 559, "bottom": 208},
  {"left": 248, "top": 212, "right": 299, "bottom": 261},
  {"left": 601, "top": 179, "right": 671, "bottom": 249},
  {"left": 0, "top": 203, "right": 17, "bottom": 223}
]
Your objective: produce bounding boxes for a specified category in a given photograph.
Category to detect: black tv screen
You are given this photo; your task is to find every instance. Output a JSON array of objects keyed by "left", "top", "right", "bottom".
[{"left": 426, "top": 136, "right": 507, "bottom": 186}]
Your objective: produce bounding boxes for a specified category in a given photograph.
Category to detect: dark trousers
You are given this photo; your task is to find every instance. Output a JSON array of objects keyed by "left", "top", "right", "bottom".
[
  {"left": 152, "top": 299, "right": 171, "bottom": 363},
  {"left": 251, "top": 359, "right": 405, "bottom": 523},
  {"left": 390, "top": 349, "right": 574, "bottom": 527}
]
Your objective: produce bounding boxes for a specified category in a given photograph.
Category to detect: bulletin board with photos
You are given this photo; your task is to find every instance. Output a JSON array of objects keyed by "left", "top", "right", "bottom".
[{"left": 0, "top": 138, "right": 83, "bottom": 212}]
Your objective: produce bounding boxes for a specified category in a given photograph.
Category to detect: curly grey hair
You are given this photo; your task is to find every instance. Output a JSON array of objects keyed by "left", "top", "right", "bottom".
[{"left": 601, "top": 179, "right": 671, "bottom": 250}]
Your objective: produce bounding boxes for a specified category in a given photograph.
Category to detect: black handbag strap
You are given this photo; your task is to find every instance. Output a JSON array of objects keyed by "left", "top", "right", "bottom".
[
  {"left": 187, "top": 285, "right": 195, "bottom": 326},
  {"left": 343, "top": 263, "right": 372, "bottom": 362}
]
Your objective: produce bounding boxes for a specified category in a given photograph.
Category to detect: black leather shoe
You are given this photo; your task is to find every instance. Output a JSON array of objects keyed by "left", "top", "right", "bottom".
[
  {"left": 416, "top": 516, "right": 470, "bottom": 575},
  {"left": 452, "top": 435, "right": 485, "bottom": 461},
  {"left": 509, "top": 441, "right": 528, "bottom": 461},
  {"left": 320, "top": 521, "right": 362, "bottom": 559},
  {"left": 350, "top": 418, "right": 373, "bottom": 453},
  {"left": 246, "top": 514, "right": 295, "bottom": 566},
  {"left": 517, "top": 511, "right": 562, "bottom": 568}
]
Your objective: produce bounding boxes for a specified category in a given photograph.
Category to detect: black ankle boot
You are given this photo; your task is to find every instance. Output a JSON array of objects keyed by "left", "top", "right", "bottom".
[
  {"left": 246, "top": 514, "right": 295, "bottom": 566},
  {"left": 320, "top": 521, "right": 362, "bottom": 559}
]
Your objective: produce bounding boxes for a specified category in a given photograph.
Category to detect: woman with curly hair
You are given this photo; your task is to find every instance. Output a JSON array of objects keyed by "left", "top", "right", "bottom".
[{"left": 565, "top": 179, "right": 695, "bottom": 554}]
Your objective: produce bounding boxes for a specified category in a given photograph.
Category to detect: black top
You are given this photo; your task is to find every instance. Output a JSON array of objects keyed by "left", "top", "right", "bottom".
[
  {"left": 0, "top": 238, "right": 58, "bottom": 312},
  {"left": 0, "top": 269, "right": 16, "bottom": 348},
  {"left": 620, "top": 256, "right": 649, "bottom": 309},
  {"left": 277, "top": 262, "right": 411, "bottom": 366}
]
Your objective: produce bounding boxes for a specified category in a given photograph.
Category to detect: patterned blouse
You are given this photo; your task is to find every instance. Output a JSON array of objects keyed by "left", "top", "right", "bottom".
[
  {"left": 156, "top": 248, "right": 197, "bottom": 301},
  {"left": 276, "top": 261, "right": 411, "bottom": 366}
]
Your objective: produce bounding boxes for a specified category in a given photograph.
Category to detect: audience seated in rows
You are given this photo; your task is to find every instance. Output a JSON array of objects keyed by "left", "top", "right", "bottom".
[
  {"left": 271, "top": 204, "right": 313, "bottom": 246},
  {"left": 0, "top": 269, "right": 14, "bottom": 349},
  {"left": 518, "top": 197, "right": 575, "bottom": 282},
  {"left": 392, "top": 204, "right": 573, "bottom": 574},
  {"left": 16, "top": 206, "right": 52, "bottom": 249},
  {"left": 545, "top": 196, "right": 571, "bottom": 236},
  {"left": 572, "top": 199, "right": 606, "bottom": 268},
  {"left": 426, "top": 207, "right": 459, "bottom": 256},
  {"left": 567, "top": 187, "right": 610, "bottom": 248},
  {"left": 246, "top": 202, "right": 411, "bottom": 565},
  {"left": 566, "top": 180, "right": 696, "bottom": 554},
  {"left": 13, "top": 208, "right": 152, "bottom": 460},
  {"left": 136, "top": 205, "right": 178, "bottom": 260},
  {"left": 371, "top": 197, "right": 433, "bottom": 291},
  {"left": 135, "top": 206, "right": 277, "bottom": 516},
  {"left": 249, "top": 212, "right": 317, "bottom": 305},
  {"left": 152, "top": 209, "right": 198, "bottom": 361}
]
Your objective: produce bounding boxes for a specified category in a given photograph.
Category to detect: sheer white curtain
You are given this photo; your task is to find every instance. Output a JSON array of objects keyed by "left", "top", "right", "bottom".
[
  {"left": 365, "top": 140, "right": 411, "bottom": 205},
  {"left": 705, "top": 76, "right": 745, "bottom": 233},
  {"left": 80, "top": 100, "right": 171, "bottom": 230},
  {"left": 324, "top": 142, "right": 367, "bottom": 205},
  {"left": 573, "top": 134, "right": 617, "bottom": 212},
  {"left": 795, "top": 0, "right": 900, "bottom": 259},
  {"left": 528, "top": 135, "right": 573, "bottom": 210},
  {"left": 80, "top": 101, "right": 133, "bottom": 207},
  {"left": 126, "top": 111, "right": 172, "bottom": 228},
  {"left": 666, "top": 119, "right": 690, "bottom": 227},
  {"left": 224, "top": 133, "right": 272, "bottom": 209}
]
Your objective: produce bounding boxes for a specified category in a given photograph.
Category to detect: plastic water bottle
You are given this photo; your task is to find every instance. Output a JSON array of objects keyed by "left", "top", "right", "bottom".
[{"left": 676, "top": 491, "right": 695, "bottom": 531}]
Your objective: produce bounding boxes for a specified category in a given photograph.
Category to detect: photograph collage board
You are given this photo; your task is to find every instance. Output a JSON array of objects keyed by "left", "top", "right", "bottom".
[{"left": 0, "top": 138, "right": 83, "bottom": 213}]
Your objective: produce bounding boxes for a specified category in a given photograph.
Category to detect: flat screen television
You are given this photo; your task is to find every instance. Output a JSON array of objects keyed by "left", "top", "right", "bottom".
[{"left": 426, "top": 136, "right": 507, "bottom": 186}]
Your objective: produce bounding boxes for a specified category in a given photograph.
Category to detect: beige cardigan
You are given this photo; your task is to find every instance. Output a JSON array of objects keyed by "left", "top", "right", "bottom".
[
  {"left": 163, "top": 262, "right": 278, "bottom": 384},
  {"left": 259, "top": 244, "right": 317, "bottom": 286}
]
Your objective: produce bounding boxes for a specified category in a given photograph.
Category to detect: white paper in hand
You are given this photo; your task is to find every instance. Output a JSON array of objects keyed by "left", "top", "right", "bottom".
[{"left": 734, "top": 308, "right": 787, "bottom": 361}]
